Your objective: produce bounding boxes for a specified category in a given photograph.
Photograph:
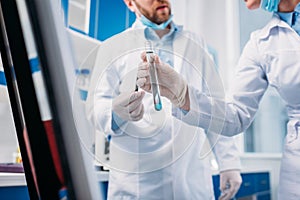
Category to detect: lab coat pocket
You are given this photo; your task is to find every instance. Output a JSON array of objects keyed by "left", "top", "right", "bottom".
[
  {"left": 264, "top": 50, "right": 300, "bottom": 89},
  {"left": 285, "top": 120, "right": 300, "bottom": 150},
  {"left": 263, "top": 53, "right": 278, "bottom": 87}
]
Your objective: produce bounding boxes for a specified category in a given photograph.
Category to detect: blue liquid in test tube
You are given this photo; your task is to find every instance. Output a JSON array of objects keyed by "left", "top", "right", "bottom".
[{"left": 145, "top": 41, "right": 162, "bottom": 111}]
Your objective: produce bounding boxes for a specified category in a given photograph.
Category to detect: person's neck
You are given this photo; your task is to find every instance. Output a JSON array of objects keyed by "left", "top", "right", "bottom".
[
  {"left": 278, "top": 0, "right": 300, "bottom": 12},
  {"left": 154, "top": 24, "right": 171, "bottom": 38}
]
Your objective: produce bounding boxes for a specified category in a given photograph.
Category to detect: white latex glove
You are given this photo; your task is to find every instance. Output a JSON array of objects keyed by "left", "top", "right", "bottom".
[
  {"left": 112, "top": 91, "right": 145, "bottom": 121},
  {"left": 219, "top": 170, "right": 242, "bottom": 200},
  {"left": 137, "top": 53, "right": 187, "bottom": 108}
]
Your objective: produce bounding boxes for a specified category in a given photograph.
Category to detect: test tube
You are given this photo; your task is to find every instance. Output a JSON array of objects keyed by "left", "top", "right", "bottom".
[{"left": 145, "top": 41, "right": 162, "bottom": 111}]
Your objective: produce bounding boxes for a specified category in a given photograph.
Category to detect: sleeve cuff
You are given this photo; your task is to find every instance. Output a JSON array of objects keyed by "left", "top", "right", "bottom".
[
  {"left": 218, "top": 159, "right": 242, "bottom": 172},
  {"left": 111, "top": 112, "right": 127, "bottom": 132}
]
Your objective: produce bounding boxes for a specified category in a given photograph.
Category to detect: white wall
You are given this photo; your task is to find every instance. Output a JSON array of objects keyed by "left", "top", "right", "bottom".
[
  {"left": 0, "top": 92, "right": 19, "bottom": 163},
  {"left": 172, "top": 0, "right": 240, "bottom": 89},
  {"left": 1, "top": 56, "right": 19, "bottom": 163}
]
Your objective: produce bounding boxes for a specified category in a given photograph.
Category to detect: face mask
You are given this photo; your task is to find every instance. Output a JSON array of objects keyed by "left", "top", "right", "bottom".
[
  {"left": 140, "top": 14, "right": 173, "bottom": 30},
  {"left": 260, "top": 0, "right": 280, "bottom": 12}
]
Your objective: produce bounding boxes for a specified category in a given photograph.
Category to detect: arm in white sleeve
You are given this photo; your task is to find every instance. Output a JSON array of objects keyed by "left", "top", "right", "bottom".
[
  {"left": 207, "top": 132, "right": 241, "bottom": 172},
  {"left": 86, "top": 61, "right": 125, "bottom": 137},
  {"left": 173, "top": 33, "right": 268, "bottom": 136}
]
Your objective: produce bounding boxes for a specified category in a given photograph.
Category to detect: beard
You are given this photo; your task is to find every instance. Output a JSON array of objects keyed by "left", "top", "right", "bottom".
[
  {"left": 134, "top": 0, "right": 172, "bottom": 24},
  {"left": 152, "top": 10, "right": 171, "bottom": 24}
]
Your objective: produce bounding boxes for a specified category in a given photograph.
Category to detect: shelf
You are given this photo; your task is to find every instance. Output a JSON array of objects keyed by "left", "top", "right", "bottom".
[
  {"left": 97, "top": 171, "right": 109, "bottom": 182},
  {"left": 0, "top": 173, "right": 26, "bottom": 187}
]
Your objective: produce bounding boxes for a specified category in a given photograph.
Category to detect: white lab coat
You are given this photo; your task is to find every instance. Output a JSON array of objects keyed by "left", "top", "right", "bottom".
[
  {"left": 178, "top": 13, "right": 300, "bottom": 199},
  {"left": 87, "top": 22, "right": 241, "bottom": 199}
]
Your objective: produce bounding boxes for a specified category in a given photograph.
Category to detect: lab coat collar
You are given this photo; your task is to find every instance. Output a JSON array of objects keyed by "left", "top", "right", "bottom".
[{"left": 258, "top": 13, "right": 295, "bottom": 40}]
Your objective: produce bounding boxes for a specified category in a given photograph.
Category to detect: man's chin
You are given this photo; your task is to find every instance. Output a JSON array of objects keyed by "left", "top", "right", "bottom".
[{"left": 155, "top": 14, "right": 171, "bottom": 24}]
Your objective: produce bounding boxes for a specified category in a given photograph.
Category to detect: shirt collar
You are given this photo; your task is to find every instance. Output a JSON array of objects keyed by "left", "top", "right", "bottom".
[
  {"left": 277, "top": 11, "right": 293, "bottom": 26},
  {"left": 276, "top": 3, "right": 300, "bottom": 26},
  {"left": 131, "top": 19, "right": 182, "bottom": 41}
]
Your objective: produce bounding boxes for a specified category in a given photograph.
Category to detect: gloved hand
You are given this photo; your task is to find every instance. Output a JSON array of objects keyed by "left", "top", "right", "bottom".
[
  {"left": 219, "top": 170, "right": 242, "bottom": 200},
  {"left": 112, "top": 91, "right": 145, "bottom": 121},
  {"left": 137, "top": 53, "right": 188, "bottom": 108}
]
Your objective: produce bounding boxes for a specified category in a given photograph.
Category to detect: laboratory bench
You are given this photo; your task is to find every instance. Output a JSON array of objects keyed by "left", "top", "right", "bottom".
[
  {"left": 0, "top": 171, "right": 108, "bottom": 200},
  {"left": 0, "top": 170, "right": 270, "bottom": 200},
  {"left": 0, "top": 172, "right": 29, "bottom": 200}
]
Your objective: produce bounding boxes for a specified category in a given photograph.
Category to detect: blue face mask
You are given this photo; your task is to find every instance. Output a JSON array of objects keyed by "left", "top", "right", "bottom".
[
  {"left": 140, "top": 14, "right": 173, "bottom": 30},
  {"left": 260, "top": 0, "right": 280, "bottom": 12}
]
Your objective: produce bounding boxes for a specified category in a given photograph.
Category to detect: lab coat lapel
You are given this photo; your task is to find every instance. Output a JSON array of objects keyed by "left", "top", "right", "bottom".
[{"left": 173, "top": 33, "right": 187, "bottom": 72}]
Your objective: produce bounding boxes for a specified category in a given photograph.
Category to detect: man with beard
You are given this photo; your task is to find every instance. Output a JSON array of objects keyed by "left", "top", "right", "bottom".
[{"left": 87, "top": 0, "right": 242, "bottom": 199}]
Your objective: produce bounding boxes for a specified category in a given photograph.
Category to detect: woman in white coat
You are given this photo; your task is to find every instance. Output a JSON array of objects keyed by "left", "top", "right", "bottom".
[{"left": 145, "top": 0, "right": 300, "bottom": 199}]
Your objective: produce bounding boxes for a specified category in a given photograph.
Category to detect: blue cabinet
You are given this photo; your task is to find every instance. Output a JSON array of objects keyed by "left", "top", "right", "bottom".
[
  {"left": 254, "top": 172, "right": 270, "bottom": 192},
  {"left": 0, "top": 186, "right": 30, "bottom": 200},
  {"left": 212, "top": 171, "right": 271, "bottom": 200}
]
